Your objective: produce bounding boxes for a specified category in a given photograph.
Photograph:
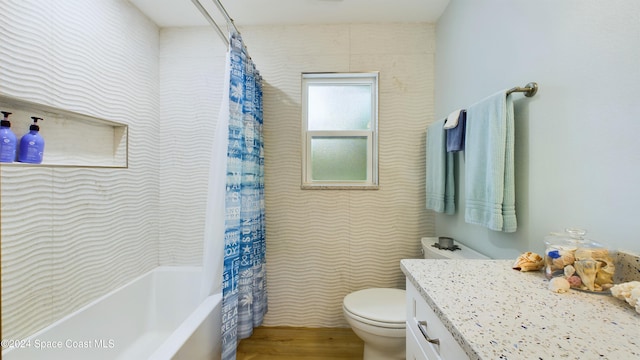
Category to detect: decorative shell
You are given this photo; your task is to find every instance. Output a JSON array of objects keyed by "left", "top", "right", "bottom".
[
  {"left": 595, "top": 266, "right": 614, "bottom": 288},
  {"left": 611, "top": 281, "right": 640, "bottom": 314},
  {"left": 549, "top": 277, "right": 571, "bottom": 293},
  {"left": 575, "top": 248, "right": 609, "bottom": 261},
  {"left": 512, "top": 252, "right": 544, "bottom": 272},
  {"left": 574, "top": 248, "right": 615, "bottom": 290},
  {"left": 549, "top": 251, "right": 576, "bottom": 271},
  {"left": 564, "top": 264, "right": 576, "bottom": 277},
  {"left": 574, "top": 259, "right": 601, "bottom": 292},
  {"left": 567, "top": 275, "right": 582, "bottom": 287}
]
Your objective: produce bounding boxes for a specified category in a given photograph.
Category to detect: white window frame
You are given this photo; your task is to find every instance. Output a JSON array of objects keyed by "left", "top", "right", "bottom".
[{"left": 301, "top": 72, "right": 379, "bottom": 189}]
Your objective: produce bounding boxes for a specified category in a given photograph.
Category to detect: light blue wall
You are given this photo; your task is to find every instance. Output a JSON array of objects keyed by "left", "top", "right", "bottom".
[{"left": 435, "top": 0, "right": 640, "bottom": 258}]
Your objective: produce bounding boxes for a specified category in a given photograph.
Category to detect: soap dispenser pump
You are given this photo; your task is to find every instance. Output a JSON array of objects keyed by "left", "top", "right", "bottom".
[
  {"left": 18, "top": 116, "right": 45, "bottom": 164},
  {"left": 0, "top": 111, "right": 17, "bottom": 163}
]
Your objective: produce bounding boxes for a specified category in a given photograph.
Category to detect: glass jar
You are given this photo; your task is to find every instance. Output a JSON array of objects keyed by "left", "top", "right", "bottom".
[{"left": 544, "top": 228, "right": 615, "bottom": 293}]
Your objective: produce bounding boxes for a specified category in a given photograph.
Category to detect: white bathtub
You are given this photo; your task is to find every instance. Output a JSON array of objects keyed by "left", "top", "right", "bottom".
[{"left": 2, "top": 266, "right": 222, "bottom": 360}]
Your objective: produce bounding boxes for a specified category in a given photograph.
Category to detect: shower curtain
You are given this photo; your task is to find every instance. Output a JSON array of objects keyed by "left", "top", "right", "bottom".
[{"left": 219, "top": 33, "right": 267, "bottom": 360}]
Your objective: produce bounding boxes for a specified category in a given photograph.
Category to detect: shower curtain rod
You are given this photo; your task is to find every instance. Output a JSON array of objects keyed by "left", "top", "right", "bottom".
[
  {"left": 191, "top": 0, "right": 240, "bottom": 47},
  {"left": 506, "top": 82, "right": 538, "bottom": 97}
]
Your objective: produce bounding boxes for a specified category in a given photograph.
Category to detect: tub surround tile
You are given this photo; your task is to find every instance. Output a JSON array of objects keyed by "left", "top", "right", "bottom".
[
  {"left": 158, "top": 40, "right": 224, "bottom": 265},
  {"left": 401, "top": 259, "right": 640, "bottom": 360},
  {"left": 1, "top": 0, "right": 160, "bottom": 340},
  {"left": 0, "top": 167, "right": 55, "bottom": 339}
]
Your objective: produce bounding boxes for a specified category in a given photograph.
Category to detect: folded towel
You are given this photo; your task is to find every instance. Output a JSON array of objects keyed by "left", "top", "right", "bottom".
[
  {"left": 464, "top": 90, "right": 516, "bottom": 232},
  {"left": 426, "top": 119, "right": 455, "bottom": 214},
  {"left": 446, "top": 110, "right": 466, "bottom": 152},
  {"left": 444, "top": 109, "right": 463, "bottom": 129}
]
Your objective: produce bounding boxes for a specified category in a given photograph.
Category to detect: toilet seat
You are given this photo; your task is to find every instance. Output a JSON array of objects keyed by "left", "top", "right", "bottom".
[
  {"left": 343, "top": 288, "right": 406, "bottom": 328},
  {"left": 343, "top": 307, "right": 406, "bottom": 329}
]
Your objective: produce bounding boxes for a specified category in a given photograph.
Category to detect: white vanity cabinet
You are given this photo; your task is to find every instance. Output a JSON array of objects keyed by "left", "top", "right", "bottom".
[
  {"left": 406, "top": 279, "right": 469, "bottom": 360},
  {"left": 403, "top": 259, "right": 640, "bottom": 359}
]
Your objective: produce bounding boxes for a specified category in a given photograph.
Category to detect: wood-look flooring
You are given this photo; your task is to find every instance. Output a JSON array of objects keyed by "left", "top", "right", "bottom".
[{"left": 237, "top": 326, "right": 364, "bottom": 360}]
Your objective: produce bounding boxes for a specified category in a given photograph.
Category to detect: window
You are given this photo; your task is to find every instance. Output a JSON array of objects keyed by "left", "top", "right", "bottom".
[{"left": 301, "top": 72, "right": 379, "bottom": 189}]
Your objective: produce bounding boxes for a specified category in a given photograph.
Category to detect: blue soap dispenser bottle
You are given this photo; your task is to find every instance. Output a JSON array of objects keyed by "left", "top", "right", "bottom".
[
  {"left": 0, "top": 111, "right": 17, "bottom": 163},
  {"left": 18, "top": 116, "right": 45, "bottom": 164}
]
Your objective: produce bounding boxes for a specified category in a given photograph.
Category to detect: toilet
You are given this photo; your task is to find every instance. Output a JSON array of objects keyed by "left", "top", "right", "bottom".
[{"left": 343, "top": 237, "right": 489, "bottom": 360}]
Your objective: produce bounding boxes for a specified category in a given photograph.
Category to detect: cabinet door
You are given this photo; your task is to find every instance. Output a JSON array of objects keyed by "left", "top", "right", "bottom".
[
  {"left": 406, "top": 320, "right": 436, "bottom": 360},
  {"left": 406, "top": 279, "right": 469, "bottom": 360}
]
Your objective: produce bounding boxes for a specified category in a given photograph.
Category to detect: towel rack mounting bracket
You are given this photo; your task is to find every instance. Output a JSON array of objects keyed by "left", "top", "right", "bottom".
[
  {"left": 507, "top": 82, "right": 538, "bottom": 97},
  {"left": 523, "top": 82, "right": 538, "bottom": 97}
]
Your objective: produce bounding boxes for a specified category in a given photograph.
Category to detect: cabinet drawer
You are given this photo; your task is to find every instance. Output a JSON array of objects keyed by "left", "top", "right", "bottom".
[{"left": 406, "top": 279, "right": 469, "bottom": 360}]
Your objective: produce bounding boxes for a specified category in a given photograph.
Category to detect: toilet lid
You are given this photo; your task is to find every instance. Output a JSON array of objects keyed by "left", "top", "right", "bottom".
[{"left": 343, "top": 288, "right": 406, "bottom": 324}]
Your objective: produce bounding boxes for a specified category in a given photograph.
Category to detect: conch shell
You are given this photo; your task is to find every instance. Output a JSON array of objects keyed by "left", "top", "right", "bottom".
[
  {"left": 512, "top": 252, "right": 544, "bottom": 272},
  {"left": 575, "top": 248, "right": 616, "bottom": 290},
  {"left": 575, "top": 248, "right": 609, "bottom": 261},
  {"left": 595, "top": 266, "right": 614, "bottom": 289},
  {"left": 594, "top": 252, "right": 615, "bottom": 289},
  {"left": 574, "top": 259, "right": 601, "bottom": 292}
]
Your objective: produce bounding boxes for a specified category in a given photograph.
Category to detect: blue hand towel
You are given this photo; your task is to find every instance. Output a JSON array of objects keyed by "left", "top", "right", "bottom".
[
  {"left": 426, "top": 119, "right": 455, "bottom": 214},
  {"left": 464, "top": 90, "right": 516, "bottom": 232},
  {"left": 446, "top": 110, "right": 466, "bottom": 152}
]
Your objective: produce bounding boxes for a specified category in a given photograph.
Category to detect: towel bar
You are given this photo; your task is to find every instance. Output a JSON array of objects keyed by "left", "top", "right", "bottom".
[{"left": 507, "top": 82, "right": 538, "bottom": 97}]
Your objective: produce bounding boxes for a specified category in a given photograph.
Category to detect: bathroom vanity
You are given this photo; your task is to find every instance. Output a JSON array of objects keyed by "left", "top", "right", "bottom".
[{"left": 402, "top": 259, "right": 640, "bottom": 360}]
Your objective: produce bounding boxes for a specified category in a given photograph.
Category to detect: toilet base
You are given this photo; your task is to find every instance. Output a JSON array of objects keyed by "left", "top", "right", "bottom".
[
  {"left": 363, "top": 342, "right": 405, "bottom": 360},
  {"left": 349, "top": 325, "right": 405, "bottom": 360}
]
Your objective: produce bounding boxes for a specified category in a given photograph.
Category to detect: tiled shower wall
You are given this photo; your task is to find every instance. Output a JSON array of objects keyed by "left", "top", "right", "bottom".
[
  {"left": 241, "top": 24, "right": 437, "bottom": 327},
  {"left": 158, "top": 27, "right": 226, "bottom": 265},
  {"left": 0, "top": 0, "right": 160, "bottom": 340}
]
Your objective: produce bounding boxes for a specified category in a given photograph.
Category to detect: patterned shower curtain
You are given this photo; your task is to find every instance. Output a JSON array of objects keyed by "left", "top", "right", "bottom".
[{"left": 221, "top": 33, "right": 267, "bottom": 360}]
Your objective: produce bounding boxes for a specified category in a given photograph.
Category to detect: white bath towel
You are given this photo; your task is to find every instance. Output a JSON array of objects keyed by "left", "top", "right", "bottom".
[{"left": 444, "top": 109, "right": 463, "bottom": 129}]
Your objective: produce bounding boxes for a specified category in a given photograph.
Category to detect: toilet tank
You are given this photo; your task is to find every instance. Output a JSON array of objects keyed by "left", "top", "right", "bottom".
[{"left": 421, "top": 237, "right": 489, "bottom": 260}]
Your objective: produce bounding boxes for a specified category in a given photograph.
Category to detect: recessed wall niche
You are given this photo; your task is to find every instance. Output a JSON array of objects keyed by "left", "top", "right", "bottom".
[{"left": 0, "top": 94, "right": 128, "bottom": 168}]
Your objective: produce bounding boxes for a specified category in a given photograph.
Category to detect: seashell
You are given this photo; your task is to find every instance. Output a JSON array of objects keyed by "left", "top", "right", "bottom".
[
  {"left": 564, "top": 265, "right": 576, "bottom": 277},
  {"left": 567, "top": 275, "right": 582, "bottom": 288},
  {"left": 612, "top": 282, "right": 635, "bottom": 297},
  {"left": 611, "top": 281, "right": 640, "bottom": 314},
  {"left": 549, "top": 277, "right": 570, "bottom": 293},
  {"left": 550, "top": 251, "right": 575, "bottom": 271},
  {"left": 512, "top": 252, "right": 544, "bottom": 272},
  {"left": 631, "top": 287, "right": 640, "bottom": 307},
  {"left": 592, "top": 251, "right": 615, "bottom": 288},
  {"left": 574, "top": 259, "right": 601, "bottom": 292},
  {"left": 575, "top": 248, "right": 609, "bottom": 261},
  {"left": 575, "top": 248, "right": 594, "bottom": 260},
  {"left": 595, "top": 267, "right": 614, "bottom": 287},
  {"left": 575, "top": 248, "right": 616, "bottom": 288}
]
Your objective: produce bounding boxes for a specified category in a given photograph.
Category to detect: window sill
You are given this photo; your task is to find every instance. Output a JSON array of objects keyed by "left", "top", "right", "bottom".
[{"left": 301, "top": 184, "right": 379, "bottom": 190}]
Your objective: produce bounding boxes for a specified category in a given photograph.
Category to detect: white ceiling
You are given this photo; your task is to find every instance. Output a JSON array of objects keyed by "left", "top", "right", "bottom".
[{"left": 129, "top": 0, "right": 450, "bottom": 28}]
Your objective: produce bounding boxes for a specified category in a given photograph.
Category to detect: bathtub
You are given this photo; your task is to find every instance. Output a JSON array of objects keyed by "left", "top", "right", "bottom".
[{"left": 2, "top": 266, "right": 222, "bottom": 360}]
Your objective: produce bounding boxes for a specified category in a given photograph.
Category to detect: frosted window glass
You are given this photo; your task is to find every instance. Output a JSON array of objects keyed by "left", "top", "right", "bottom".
[
  {"left": 308, "top": 85, "right": 371, "bottom": 130},
  {"left": 311, "top": 137, "right": 367, "bottom": 181}
]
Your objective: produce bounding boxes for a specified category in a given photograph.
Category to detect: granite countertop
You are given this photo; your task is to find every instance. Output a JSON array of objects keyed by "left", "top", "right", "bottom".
[{"left": 401, "top": 259, "right": 640, "bottom": 360}]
